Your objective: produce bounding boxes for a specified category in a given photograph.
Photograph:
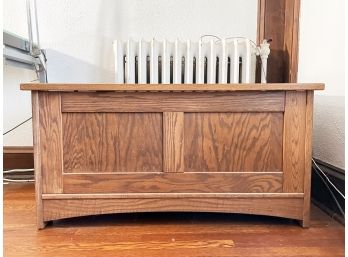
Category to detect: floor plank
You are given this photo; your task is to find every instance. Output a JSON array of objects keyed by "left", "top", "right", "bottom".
[{"left": 4, "top": 184, "right": 344, "bottom": 257}]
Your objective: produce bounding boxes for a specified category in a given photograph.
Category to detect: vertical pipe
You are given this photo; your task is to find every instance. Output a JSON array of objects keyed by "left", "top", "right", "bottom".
[
  {"left": 150, "top": 39, "right": 158, "bottom": 84},
  {"left": 221, "top": 39, "right": 227, "bottom": 83},
  {"left": 174, "top": 39, "right": 181, "bottom": 84},
  {"left": 126, "top": 39, "right": 135, "bottom": 83},
  {"left": 113, "top": 40, "right": 124, "bottom": 83},
  {"left": 259, "top": 40, "right": 270, "bottom": 83},
  {"left": 208, "top": 39, "right": 215, "bottom": 84},
  {"left": 198, "top": 39, "right": 204, "bottom": 84},
  {"left": 231, "top": 39, "right": 239, "bottom": 83},
  {"left": 242, "top": 38, "right": 251, "bottom": 83},
  {"left": 185, "top": 40, "right": 192, "bottom": 84},
  {"left": 26, "top": 0, "right": 34, "bottom": 55},
  {"left": 162, "top": 40, "right": 170, "bottom": 84},
  {"left": 138, "top": 39, "right": 147, "bottom": 84},
  {"left": 33, "top": 0, "right": 40, "bottom": 49}
]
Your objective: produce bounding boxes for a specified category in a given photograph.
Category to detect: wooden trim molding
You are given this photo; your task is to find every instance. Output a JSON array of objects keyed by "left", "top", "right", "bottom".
[
  {"left": 32, "top": 91, "right": 45, "bottom": 228},
  {"left": 3, "top": 146, "right": 33, "bottom": 154},
  {"left": 42, "top": 192, "right": 304, "bottom": 200},
  {"left": 284, "top": 0, "right": 301, "bottom": 82},
  {"left": 20, "top": 83, "right": 323, "bottom": 92},
  {"left": 257, "top": 0, "right": 301, "bottom": 83},
  {"left": 257, "top": 0, "right": 266, "bottom": 45},
  {"left": 61, "top": 91, "right": 286, "bottom": 113},
  {"left": 62, "top": 172, "right": 283, "bottom": 194},
  {"left": 3, "top": 146, "right": 34, "bottom": 170},
  {"left": 43, "top": 198, "right": 304, "bottom": 222}
]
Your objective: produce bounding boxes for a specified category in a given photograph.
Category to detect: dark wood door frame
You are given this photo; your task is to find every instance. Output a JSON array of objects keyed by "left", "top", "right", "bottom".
[{"left": 258, "top": 0, "right": 301, "bottom": 83}]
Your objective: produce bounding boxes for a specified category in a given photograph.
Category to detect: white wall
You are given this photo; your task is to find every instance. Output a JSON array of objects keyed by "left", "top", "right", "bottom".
[
  {"left": 4, "top": 0, "right": 258, "bottom": 146},
  {"left": 38, "top": 0, "right": 258, "bottom": 83},
  {"left": 3, "top": 65, "right": 36, "bottom": 146},
  {"left": 298, "top": 0, "right": 345, "bottom": 169},
  {"left": 3, "top": 0, "right": 35, "bottom": 146}
]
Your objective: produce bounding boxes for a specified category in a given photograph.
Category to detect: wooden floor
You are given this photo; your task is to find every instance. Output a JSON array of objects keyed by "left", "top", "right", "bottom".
[{"left": 4, "top": 184, "right": 344, "bottom": 257}]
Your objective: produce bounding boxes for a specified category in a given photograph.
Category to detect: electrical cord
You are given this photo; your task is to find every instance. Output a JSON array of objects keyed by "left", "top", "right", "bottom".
[
  {"left": 3, "top": 117, "right": 32, "bottom": 136},
  {"left": 3, "top": 178, "right": 35, "bottom": 183},
  {"left": 3, "top": 169, "right": 34, "bottom": 184},
  {"left": 312, "top": 159, "right": 345, "bottom": 199},
  {"left": 200, "top": 34, "right": 222, "bottom": 41},
  {"left": 199, "top": 34, "right": 268, "bottom": 82},
  {"left": 3, "top": 168, "right": 34, "bottom": 173},
  {"left": 3, "top": 68, "right": 44, "bottom": 136}
]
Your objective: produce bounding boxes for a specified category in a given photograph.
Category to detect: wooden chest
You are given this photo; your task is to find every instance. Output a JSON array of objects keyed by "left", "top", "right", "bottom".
[{"left": 21, "top": 83, "right": 324, "bottom": 229}]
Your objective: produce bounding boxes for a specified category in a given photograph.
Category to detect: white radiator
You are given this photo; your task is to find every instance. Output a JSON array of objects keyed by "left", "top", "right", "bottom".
[{"left": 113, "top": 38, "right": 270, "bottom": 84}]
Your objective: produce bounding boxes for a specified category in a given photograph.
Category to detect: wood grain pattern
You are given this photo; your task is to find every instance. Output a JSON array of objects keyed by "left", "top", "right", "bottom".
[
  {"left": 31, "top": 92, "right": 45, "bottom": 229},
  {"left": 62, "top": 113, "right": 162, "bottom": 173},
  {"left": 184, "top": 113, "right": 283, "bottom": 172},
  {"left": 3, "top": 146, "right": 33, "bottom": 154},
  {"left": 42, "top": 192, "right": 304, "bottom": 199},
  {"left": 258, "top": 0, "right": 301, "bottom": 83},
  {"left": 283, "top": 91, "right": 306, "bottom": 192},
  {"left": 163, "top": 112, "right": 184, "bottom": 172},
  {"left": 61, "top": 91, "right": 285, "bottom": 113},
  {"left": 38, "top": 92, "right": 63, "bottom": 194},
  {"left": 62, "top": 173, "right": 283, "bottom": 194},
  {"left": 20, "top": 83, "right": 325, "bottom": 91},
  {"left": 257, "top": 0, "right": 266, "bottom": 44},
  {"left": 263, "top": 0, "right": 286, "bottom": 82},
  {"left": 302, "top": 91, "right": 314, "bottom": 227},
  {"left": 283, "top": 0, "right": 301, "bottom": 83},
  {"left": 3, "top": 146, "right": 34, "bottom": 170},
  {"left": 26, "top": 86, "right": 322, "bottom": 228},
  {"left": 42, "top": 197, "right": 303, "bottom": 221}
]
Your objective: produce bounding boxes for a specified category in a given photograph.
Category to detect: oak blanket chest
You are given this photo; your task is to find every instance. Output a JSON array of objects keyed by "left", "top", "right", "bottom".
[{"left": 21, "top": 83, "right": 324, "bottom": 229}]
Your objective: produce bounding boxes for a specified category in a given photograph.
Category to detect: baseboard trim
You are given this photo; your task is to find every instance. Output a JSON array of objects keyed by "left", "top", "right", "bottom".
[
  {"left": 3, "top": 146, "right": 34, "bottom": 170},
  {"left": 312, "top": 199, "right": 345, "bottom": 224},
  {"left": 311, "top": 158, "right": 345, "bottom": 224}
]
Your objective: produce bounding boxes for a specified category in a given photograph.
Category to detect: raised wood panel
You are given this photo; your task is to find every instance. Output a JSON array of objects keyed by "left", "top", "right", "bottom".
[
  {"left": 163, "top": 112, "right": 184, "bottom": 172},
  {"left": 63, "top": 173, "right": 283, "bottom": 194},
  {"left": 38, "top": 92, "right": 63, "bottom": 194},
  {"left": 62, "top": 113, "right": 162, "bottom": 173},
  {"left": 283, "top": 91, "right": 306, "bottom": 192},
  {"left": 43, "top": 197, "right": 303, "bottom": 221},
  {"left": 61, "top": 91, "right": 285, "bottom": 113},
  {"left": 184, "top": 113, "right": 283, "bottom": 172}
]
